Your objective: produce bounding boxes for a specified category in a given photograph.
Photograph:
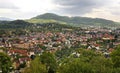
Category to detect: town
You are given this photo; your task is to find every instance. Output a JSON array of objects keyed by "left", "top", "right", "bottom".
[{"left": 0, "top": 25, "right": 120, "bottom": 72}]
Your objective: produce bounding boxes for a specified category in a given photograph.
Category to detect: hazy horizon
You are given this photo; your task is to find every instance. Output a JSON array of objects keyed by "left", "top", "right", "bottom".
[{"left": 0, "top": 0, "right": 120, "bottom": 22}]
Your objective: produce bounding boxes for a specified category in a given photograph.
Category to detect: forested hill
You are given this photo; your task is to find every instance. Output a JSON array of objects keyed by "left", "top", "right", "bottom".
[
  {"left": 30, "top": 13, "right": 119, "bottom": 27},
  {"left": 0, "top": 19, "right": 75, "bottom": 36},
  {"left": 0, "top": 20, "right": 32, "bottom": 29}
]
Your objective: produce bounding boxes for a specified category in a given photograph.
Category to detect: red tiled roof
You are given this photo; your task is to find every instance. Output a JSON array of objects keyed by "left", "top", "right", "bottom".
[{"left": 9, "top": 49, "right": 28, "bottom": 56}]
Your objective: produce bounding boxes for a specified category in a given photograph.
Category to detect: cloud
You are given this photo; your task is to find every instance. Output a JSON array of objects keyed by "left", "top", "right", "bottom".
[
  {"left": 83, "top": 7, "right": 120, "bottom": 22},
  {"left": 52, "top": 0, "right": 120, "bottom": 22},
  {"left": 0, "top": 0, "right": 55, "bottom": 19},
  {"left": 53, "top": 0, "right": 114, "bottom": 15},
  {"left": 0, "top": 0, "right": 18, "bottom": 9},
  {"left": 0, "top": 0, "right": 120, "bottom": 22}
]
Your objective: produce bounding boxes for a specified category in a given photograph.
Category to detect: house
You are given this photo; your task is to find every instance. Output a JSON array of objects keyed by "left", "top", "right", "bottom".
[
  {"left": 91, "top": 44, "right": 101, "bottom": 50},
  {"left": 102, "top": 34, "right": 114, "bottom": 40}
]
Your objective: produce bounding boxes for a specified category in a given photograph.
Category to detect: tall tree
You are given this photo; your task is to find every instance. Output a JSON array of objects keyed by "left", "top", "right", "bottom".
[
  {"left": 40, "top": 52, "right": 57, "bottom": 73},
  {"left": 111, "top": 45, "right": 120, "bottom": 68},
  {"left": 23, "top": 56, "right": 47, "bottom": 73},
  {"left": 0, "top": 52, "right": 12, "bottom": 73}
]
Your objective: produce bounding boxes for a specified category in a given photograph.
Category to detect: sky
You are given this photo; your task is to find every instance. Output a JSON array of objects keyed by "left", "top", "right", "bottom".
[{"left": 0, "top": 0, "right": 120, "bottom": 22}]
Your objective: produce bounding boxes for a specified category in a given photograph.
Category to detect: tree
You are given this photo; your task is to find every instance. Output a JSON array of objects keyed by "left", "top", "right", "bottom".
[
  {"left": 111, "top": 45, "right": 120, "bottom": 68},
  {"left": 89, "top": 56, "right": 113, "bottom": 73},
  {"left": 58, "top": 49, "right": 113, "bottom": 73},
  {"left": 40, "top": 52, "right": 57, "bottom": 73},
  {"left": 58, "top": 58, "right": 93, "bottom": 73},
  {"left": 0, "top": 52, "right": 12, "bottom": 73},
  {"left": 37, "top": 44, "right": 47, "bottom": 50},
  {"left": 23, "top": 56, "right": 47, "bottom": 73}
]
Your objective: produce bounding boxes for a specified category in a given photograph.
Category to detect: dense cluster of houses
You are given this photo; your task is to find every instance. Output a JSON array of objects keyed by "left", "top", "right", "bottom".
[{"left": 0, "top": 27, "right": 120, "bottom": 71}]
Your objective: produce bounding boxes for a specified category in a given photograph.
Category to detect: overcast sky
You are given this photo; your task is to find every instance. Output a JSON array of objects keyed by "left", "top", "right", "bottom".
[{"left": 0, "top": 0, "right": 120, "bottom": 22}]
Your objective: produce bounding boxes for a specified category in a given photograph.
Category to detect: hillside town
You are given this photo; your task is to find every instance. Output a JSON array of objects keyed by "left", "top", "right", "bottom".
[{"left": 0, "top": 27, "right": 120, "bottom": 72}]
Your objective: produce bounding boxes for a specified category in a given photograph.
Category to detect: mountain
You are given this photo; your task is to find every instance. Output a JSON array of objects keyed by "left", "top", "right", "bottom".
[
  {"left": 0, "top": 17, "right": 13, "bottom": 21},
  {"left": 29, "top": 13, "right": 119, "bottom": 28}
]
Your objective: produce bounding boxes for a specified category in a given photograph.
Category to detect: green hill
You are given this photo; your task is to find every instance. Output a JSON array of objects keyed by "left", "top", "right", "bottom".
[
  {"left": 0, "top": 20, "right": 74, "bottom": 35},
  {"left": 0, "top": 20, "right": 32, "bottom": 29},
  {"left": 28, "top": 13, "right": 120, "bottom": 28}
]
